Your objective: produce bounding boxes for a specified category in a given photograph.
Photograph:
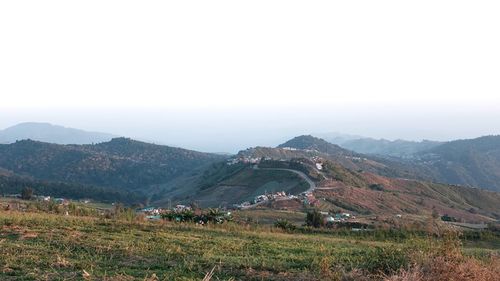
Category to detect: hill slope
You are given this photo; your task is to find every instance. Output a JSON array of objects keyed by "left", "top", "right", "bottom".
[
  {"left": 0, "top": 138, "right": 226, "bottom": 192},
  {"left": 149, "top": 152, "right": 500, "bottom": 221},
  {"left": 278, "top": 135, "right": 352, "bottom": 156},
  {"left": 414, "top": 135, "right": 500, "bottom": 191},
  {"left": 0, "top": 122, "right": 117, "bottom": 145},
  {"left": 315, "top": 133, "right": 442, "bottom": 157},
  {"left": 241, "top": 135, "right": 422, "bottom": 180},
  {"left": 313, "top": 162, "right": 500, "bottom": 222},
  {"left": 151, "top": 161, "right": 310, "bottom": 207},
  {"left": 0, "top": 172, "right": 146, "bottom": 204},
  {"left": 339, "top": 138, "right": 442, "bottom": 157},
  {"left": 275, "top": 135, "right": 500, "bottom": 192}
]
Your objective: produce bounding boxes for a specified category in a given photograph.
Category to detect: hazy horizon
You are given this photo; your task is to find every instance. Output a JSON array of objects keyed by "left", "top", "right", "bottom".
[
  {"left": 2, "top": 102, "right": 500, "bottom": 153},
  {"left": 2, "top": 1, "right": 499, "bottom": 152}
]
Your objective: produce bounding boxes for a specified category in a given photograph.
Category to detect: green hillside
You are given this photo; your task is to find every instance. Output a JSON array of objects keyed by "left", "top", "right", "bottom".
[
  {"left": 0, "top": 173, "right": 146, "bottom": 205},
  {"left": 156, "top": 164, "right": 309, "bottom": 207},
  {"left": 1, "top": 205, "right": 499, "bottom": 280},
  {"left": 0, "top": 138, "right": 226, "bottom": 192}
]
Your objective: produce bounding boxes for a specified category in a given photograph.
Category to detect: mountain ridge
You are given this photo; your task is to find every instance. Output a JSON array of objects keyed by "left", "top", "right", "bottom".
[
  {"left": 413, "top": 135, "right": 500, "bottom": 191},
  {"left": 278, "top": 135, "right": 354, "bottom": 156},
  {"left": 0, "top": 122, "right": 118, "bottom": 145},
  {"left": 2, "top": 125, "right": 500, "bottom": 216},
  {"left": 0, "top": 138, "right": 226, "bottom": 192},
  {"left": 244, "top": 134, "right": 500, "bottom": 192}
]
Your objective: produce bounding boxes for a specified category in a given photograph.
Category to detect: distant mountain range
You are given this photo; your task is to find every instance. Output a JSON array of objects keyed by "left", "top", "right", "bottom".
[
  {"left": 0, "top": 122, "right": 118, "bottom": 145},
  {"left": 240, "top": 135, "right": 421, "bottom": 181},
  {"left": 1, "top": 122, "right": 500, "bottom": 218},
  {"left": 413, "top": 135, "right": 500, "bottom": 190},
  {"left": 268, "top": 134, "right": 500, "bottom": 192},
  {"left": 340, "top": 138, "right": 442, "bottom": 158},
  {"left": 316, "top": 132, "right": 443, "bottom": 157}
]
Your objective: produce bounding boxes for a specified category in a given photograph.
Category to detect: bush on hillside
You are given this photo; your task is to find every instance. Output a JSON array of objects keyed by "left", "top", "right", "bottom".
[
  {"left": 161, "top": 208, "right": 232, "bottom": 225},
  {"left": 369, "top": 184, "right": 384, "bottom": 191},
  {"left": 274, "top": 219, "right": 297, "bottom": 231},
  {"left": 306, "top": 209, "right": 324, "bottom": 228}
]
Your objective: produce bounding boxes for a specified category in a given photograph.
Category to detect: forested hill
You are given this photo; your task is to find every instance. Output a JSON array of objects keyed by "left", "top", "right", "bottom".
[
  {"left": 278, "top": 135, "right": 355, "bottom": 156},
  {"left": 414, "top": 135, "right": 500, "bottom": 191},
  {"left": 338, "top": 138, "right": 442, "bottom": 157},
  {"left": 0, "top": 173, "right": 147, "bottom": 204},
  {"left": 0, "top": 138, "right": 226, "bottom": 191}
]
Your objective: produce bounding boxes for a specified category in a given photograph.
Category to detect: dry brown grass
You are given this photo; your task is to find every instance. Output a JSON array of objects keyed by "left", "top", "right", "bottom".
[
  {"left": 386, "top": 233, "right": 500, "bottom": 281},
  {"left": 386, "top": 257, "right": 500, "bottom": 281}
]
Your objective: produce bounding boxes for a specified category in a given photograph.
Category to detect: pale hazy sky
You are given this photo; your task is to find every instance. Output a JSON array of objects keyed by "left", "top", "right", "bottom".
[{"left": 1, "top": 1, "right": 500, "bottom": 152}]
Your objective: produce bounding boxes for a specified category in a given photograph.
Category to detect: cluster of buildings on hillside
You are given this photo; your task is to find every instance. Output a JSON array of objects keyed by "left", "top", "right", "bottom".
[
  {"left": 136, "top": 204, "right": 192, "bottom": 220},
  {"left": 1, "top": 194, "right": 90, "bottom": 205},
  {"left": 36, "top": 196, "right": 75, "bottom": 205},
  {"left": 227, "top": 156, "right": 262, "bottom": 165},
  {"left": 311, "top": 156, "right": 324, "bottom": 170},
  {"left": 233, "top": 190, "right": 328, "bottom": 210},
  {"left": 344, "top": 156, "right": 366, "bottom": 161},
  {"left": 0, "top": 195, "right": 91, "bottom": 213},
  {"left": 300, "top": 191, "right": 319, "bottom": 206},
  {"left": 322, "top": 211, "right": 354, "bottom": 223},
  {"left": 227, "top": 155, "right": 325, "bottom": 172},
  {"left": 234, "top": 191, "right": 298, "bottom": 209}
]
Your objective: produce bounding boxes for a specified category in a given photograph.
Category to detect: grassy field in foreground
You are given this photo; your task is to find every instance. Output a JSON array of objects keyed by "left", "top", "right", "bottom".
[{"left": 1, "top": 211, "right": 499, "bottom": 281}]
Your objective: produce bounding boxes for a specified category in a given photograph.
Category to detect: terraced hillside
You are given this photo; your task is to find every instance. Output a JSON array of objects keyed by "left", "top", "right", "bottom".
[
  {"left": 154, "top": 155, "right": 500, "bottom": 222},
  {"left": 155, "top": 162, "right": 310, "bottom": 207}
]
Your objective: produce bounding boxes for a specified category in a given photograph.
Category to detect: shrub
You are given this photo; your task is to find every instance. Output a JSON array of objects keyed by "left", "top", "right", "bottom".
[
  {"left": 369, "top": 184, "right": 384, "bottom": 191},
  {"left": 306, "top": 209, "right": 324, "bottom": 228},
  {"left": 274, "top": 219, "right": 296, "bottom": 231},
  {"left": 441, "top": 214, "right": 458, "bottom": 222},
  {"left": 21, "top": 187, "right": 34, "bottom": 200}
]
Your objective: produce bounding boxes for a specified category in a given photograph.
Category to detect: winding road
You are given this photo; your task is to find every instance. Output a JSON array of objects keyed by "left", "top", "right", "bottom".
[{"left": 239, "top": 165, "right": 318, "bottom": 210}]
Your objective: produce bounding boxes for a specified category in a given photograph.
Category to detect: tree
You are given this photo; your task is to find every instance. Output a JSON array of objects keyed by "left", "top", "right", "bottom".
[
  {"left": 21, "top": 187, "right": 34, "bottom": 200},
  {"left": 306, "top": 209, "right": 324, "bottom": 228}
]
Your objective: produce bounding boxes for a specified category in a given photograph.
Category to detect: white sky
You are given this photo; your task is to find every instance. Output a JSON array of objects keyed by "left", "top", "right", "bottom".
[{"left": 1, "top": 1, "right": 500, "bottom": 152}]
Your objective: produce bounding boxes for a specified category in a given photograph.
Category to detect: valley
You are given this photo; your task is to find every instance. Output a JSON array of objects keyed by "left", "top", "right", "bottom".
[
  {"left": 2, "top": 133, "right": 500, "bottom": 225},
  {"left": 1, "top": 126, "right": 500, "bottom": 280}
]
